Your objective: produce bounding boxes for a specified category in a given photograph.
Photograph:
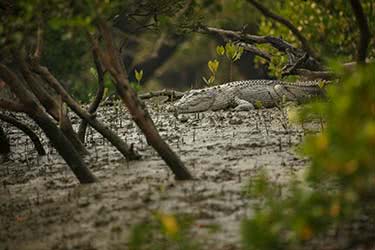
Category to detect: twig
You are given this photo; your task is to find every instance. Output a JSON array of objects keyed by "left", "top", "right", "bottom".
[
  {"left": 349, "top": 0, "right": 370, "bottom": 63},
  {"left": 281, "top": 51, "right": 309, "bottom": 76}
]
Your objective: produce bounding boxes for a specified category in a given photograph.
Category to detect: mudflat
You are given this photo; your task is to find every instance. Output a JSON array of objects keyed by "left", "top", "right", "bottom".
[{"left": 0, "top": 101, "right": 371, "bottom": 250}]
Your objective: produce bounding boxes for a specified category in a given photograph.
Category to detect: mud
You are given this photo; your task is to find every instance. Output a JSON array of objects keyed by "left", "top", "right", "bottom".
[{"left": 0, "top": 100, "right": 373, "bottom": 250}]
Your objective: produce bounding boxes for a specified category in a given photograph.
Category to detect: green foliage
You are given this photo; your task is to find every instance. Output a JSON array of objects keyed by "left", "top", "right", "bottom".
[
  {"left": 254, "top": 0, "right": 375, "bottom": 77},
  {"left": 216, "top": 45, "right": 225, "bottom": 56},
  {"left": 135, "top": 69, "right": 144, "bottom": 83},
  {"left": 202, "top": 42, "right": 244, "bottom": 85},
  {"left": 207, "top": 59, "right": 219, "bottom": 74},
  {"left": 203, "top": 59, "right": 219, "bottom": 86},
  {"left": 130, "top": 69, "right": 143, "bottom": 92},
  {"left": 241, "top": 63, "right": 375, "bottom": 250},
  {"left": 224, "top": 42, "right": 244, "bottom": 62}
]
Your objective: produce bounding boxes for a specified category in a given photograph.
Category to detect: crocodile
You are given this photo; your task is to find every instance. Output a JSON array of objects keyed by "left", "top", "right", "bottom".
[{"left": 174, "top": 80, "right": 325, "bottom": 113}]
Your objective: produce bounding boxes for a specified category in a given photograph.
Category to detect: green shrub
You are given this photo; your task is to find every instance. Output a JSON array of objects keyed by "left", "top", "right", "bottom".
[{"left": 241, "top": 63, "right": 375, "bottom": 250}]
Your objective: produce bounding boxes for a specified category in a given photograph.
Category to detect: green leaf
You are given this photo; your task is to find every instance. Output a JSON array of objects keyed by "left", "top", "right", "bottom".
[
  {"left": 216, "top": 45, "right": 225, "bottom": 56},
  {"left": 135, "top": 69, "right": 143, "bottom": 83},
  {"left": 225, "top": 42, "right": 236, "bottom": 60},
  {"left": 233, "top": 47, "right": 244, "bottom": 61},
  {"left": 208, "top": 59, "right": 219, "bottom": 74},
  {"left": 208, "top": 75, "right": 215, "bottom": 85}
]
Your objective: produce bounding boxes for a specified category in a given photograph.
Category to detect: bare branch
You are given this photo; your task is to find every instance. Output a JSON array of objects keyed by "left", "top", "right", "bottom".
[
  {"left": 246, "top": 0, "right": 317, "bottom": 59},
  {"left": 349, "top": 0, "right": 371, "bottom": 63},
  {"left": 0, "top": 113, "right": 46, "bottom": 155},
  {"left": 78, "top": 48, "right": 105, "bottom": 143},
  {"left": 202, "top": 26, "right": 323, "bottom": 71},
  {"left": 236, "top": 42, "right": 271, "bottom": 61},
  {"left": 203, "top": 26, "right": 298, "bottom": 53}
]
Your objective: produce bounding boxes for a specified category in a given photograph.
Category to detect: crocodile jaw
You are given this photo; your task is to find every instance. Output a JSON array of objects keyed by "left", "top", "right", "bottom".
[{"left": 174, "top": 89, "right": 216, "bottom": 113}]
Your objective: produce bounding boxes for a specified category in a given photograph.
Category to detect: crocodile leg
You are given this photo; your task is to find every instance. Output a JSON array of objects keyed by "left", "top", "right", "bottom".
[
  {"left": 274, "top": 84, "right": 299, "bottom": 101},
  {"left": 233, "top": 96, "right": 255, "bottom": 111}
]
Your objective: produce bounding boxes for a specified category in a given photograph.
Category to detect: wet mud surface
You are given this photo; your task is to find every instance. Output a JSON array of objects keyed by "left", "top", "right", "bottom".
[{"left": 0, "top": 100, "right": 373, "bottom": 250}]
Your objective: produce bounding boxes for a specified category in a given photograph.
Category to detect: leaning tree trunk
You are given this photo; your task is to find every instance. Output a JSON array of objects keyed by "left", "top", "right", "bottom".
[
  {"left": 15, "top": 54, "right": 89, "bottom": 155},
  {"left": 32, "top": 65, "right": 141, "bottom": 161},
  {"left": 93, "top": 20, "right": 192, "bottom": 180},
  {"left": 0, "top": 63, "right": 96, "bottom": 183}
]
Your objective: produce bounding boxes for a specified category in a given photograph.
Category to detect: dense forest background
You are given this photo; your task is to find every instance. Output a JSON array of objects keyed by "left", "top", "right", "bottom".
[{"left": 4, "top": 0, "right": 371, "bottom": 101}]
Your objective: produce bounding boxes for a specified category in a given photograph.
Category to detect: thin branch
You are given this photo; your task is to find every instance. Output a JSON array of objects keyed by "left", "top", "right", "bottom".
[
  {"left": 0, "top": 113, "right": 46, "bottom": 155},
  {"left": 203, "top": 26, "right": 299, "bottom": 54},
  {"left": 349, "top": 0, "right": 370, "bottom": 63},
  {"left": 236, "top": 42, "right": 271, "bottom": 61},
  {"left": 246, "top": 0, "right": 317, "bottom": 59},
  {"left": 281, "top": 51, "right": 309, "bottom": 76},
  {"left": 202, "top": 26, "right": 323, "bottom": 71},
  {"left": 78, "top": 48, "right": 105, "bottom": 143}
]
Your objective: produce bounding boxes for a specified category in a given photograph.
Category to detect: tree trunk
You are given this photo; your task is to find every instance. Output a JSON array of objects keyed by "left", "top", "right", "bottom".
[
  {"left": 16, "top": 55, "right": 89, "bottom": 155},
  {"left": 95, "top": 20, "right": 193, "bottom": 180},
  {"left": 30, "top": 111, "right": 97, "bottom": 183},
  {"left": 33, "top": 65, "right": 141, "bottom": 161},
  {"left": 0, "top": 63, "right": 96, "bottom": 183}
]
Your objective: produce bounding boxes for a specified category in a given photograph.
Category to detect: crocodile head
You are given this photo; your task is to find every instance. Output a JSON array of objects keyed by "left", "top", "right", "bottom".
[{"left": 174, "top": 89, "right": 216, "bottom": 113}]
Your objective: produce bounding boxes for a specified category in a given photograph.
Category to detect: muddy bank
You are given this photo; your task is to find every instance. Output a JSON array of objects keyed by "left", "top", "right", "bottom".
[{"left": 0, "top": 101, "right": 372, "bottom": 250}]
